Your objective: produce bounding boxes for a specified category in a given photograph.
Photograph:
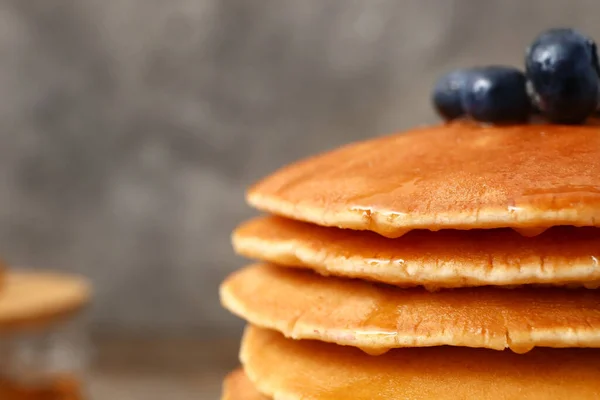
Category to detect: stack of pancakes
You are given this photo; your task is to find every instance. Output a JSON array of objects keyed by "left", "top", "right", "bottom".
[
  {"left": 0, "top": 261, "right": 90, "bottom": 399},
  {"left": 221, "top": 122, "right": 600, "bottom": 399}
]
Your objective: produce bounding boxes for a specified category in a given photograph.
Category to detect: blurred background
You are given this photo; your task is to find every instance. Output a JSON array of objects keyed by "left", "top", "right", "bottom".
[{"left": 0, "top": 0, "right": 599, "bottom": 398}]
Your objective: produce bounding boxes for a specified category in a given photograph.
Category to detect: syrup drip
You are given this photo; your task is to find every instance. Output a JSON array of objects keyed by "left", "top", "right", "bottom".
[
  {"left": 512, "top": 227, "right": 548, "bottom": 237},
  {"left": 357, "top": 346, "right": 390, "bottom": 356},
  {"left": 350, "top": 206, "right": 410, "bottom": 238}
]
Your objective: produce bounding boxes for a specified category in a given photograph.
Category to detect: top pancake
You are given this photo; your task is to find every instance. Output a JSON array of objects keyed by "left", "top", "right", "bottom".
[{"left": 249, "top": 122, "right": 600, "bottom": 237}]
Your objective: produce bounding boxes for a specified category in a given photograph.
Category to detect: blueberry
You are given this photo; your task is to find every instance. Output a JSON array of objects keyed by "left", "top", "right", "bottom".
[
  {"left": 461, "top": 66, "right": 531, "bottom": 123},
  {"left": 432, "top": 69, "right": 472, "bottom": 120},
  {"left": 525, "top": 28, "right": 600, "bottom": 124}
]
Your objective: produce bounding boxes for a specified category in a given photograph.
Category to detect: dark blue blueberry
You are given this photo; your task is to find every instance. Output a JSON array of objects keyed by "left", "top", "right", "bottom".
[
  {"left": 432, "top": 69, "right": 472, "bottom": 120},
  {"left": 525, "top": 28, "right": 600, "bottom": 124},
  {"left": 461, "top": 66, "right": 531, "bottom": 123}
]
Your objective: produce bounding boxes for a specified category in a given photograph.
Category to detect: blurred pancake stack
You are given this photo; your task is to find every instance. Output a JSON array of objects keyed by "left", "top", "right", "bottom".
[
  {"left": 0, "top": 261, "right": 91, "bottom": 400},
  {"left": 220, "top": 121, "right": 600, "bottom": 399}
]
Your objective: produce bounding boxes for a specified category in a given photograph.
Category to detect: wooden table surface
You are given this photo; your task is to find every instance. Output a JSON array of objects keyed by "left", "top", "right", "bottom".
[{"left": 88, "top": 337, "right": 240, "bottom": 400}]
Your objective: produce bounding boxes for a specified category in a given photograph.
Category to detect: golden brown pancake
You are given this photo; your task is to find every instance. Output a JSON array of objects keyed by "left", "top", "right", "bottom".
[
  {"left": 221, "top": 264, "right": 600, "bottom": 353},
  {"left": 233, "top": 216, "right": 600, "bottom": 288},
  {"left": 242, "top": 325, "right": 600, "bottom": 400},
  {"left": 0, "top": 271, "right": 91, "bottom": 332},
  {"left": 248, "top": 122, "right": 600, "bottom": 237},
  {"left": 222, "top": 369, "right": 269, "bottom": 400}
]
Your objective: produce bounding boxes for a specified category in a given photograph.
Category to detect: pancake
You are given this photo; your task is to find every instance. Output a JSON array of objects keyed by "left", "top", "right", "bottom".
[
  {"left": 242, "top": 325, "right": 600, "bottom": 400},
  {"left": 221, "top": 264, "right": 600, "bottom": 353},
  {"left": 0, "top": 270, "right": 91, "bottom": 332},
  {"left": 0, "top": 259, "right": 6, "bottom": 289},
  {"left": 248, "top": 122, "right": 600, "bottom": 237},
  {"left": 222, "top": 369, "right": 269, "bottom": 400},
  {"left": 233, "top": 216, "right": 600, "bottom": 288}
]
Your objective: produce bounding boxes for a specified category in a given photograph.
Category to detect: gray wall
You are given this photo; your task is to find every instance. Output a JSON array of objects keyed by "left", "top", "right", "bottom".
[{"left": 0, "top": 0, "right": 598, "bottom": 337}]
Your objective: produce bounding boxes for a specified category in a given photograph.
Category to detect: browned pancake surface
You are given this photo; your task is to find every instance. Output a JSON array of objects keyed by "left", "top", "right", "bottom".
[
  {"left": 249, "top": 122, "right": 600, "bottom": 237},
  {"left": 242, "top": 326, "right": 600, "bottom": 400},
  {"left": 222, "top": 369, "right": 269, "bottom": 400},
  {"left": 221, "top": 264, "right": 600, "bottom": 353},
  {"left": 234, "top": 216, "right": 600, "bottom": 288}
]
